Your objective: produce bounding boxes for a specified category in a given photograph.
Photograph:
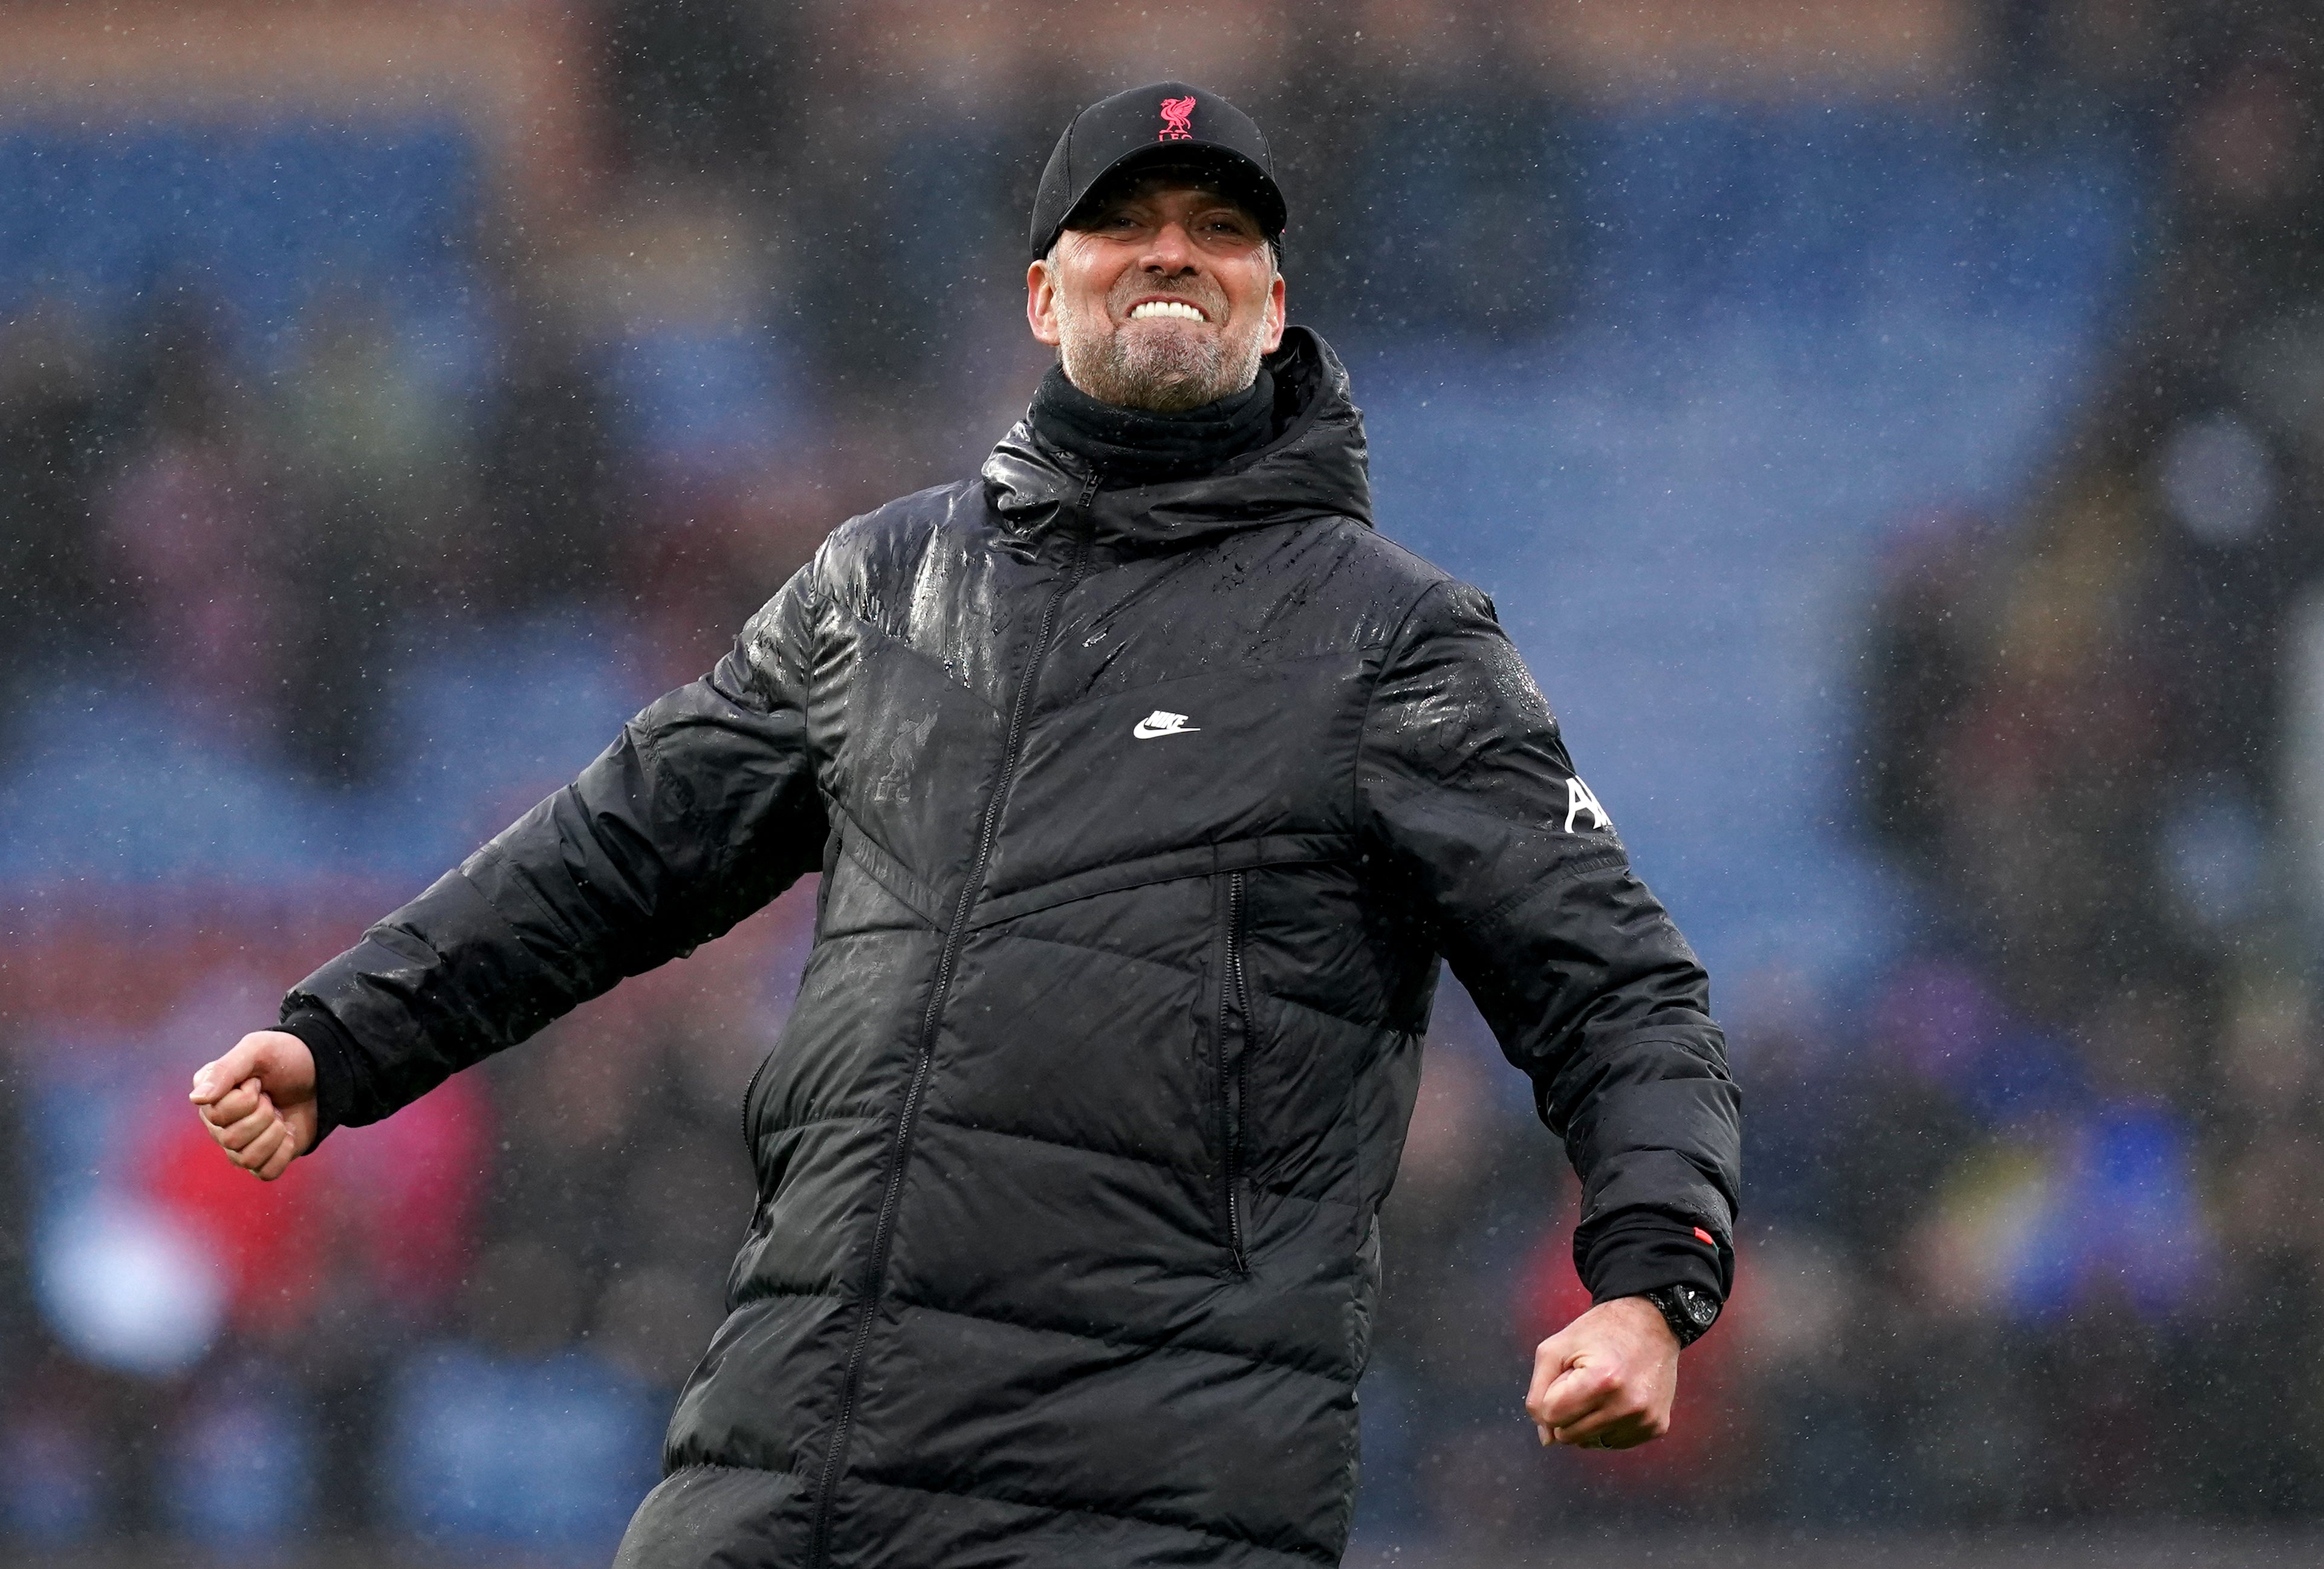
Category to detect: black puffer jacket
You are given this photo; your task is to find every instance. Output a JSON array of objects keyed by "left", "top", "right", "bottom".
[{"left": 287, "top": 329, "right": 1741, "bottom": 1568}]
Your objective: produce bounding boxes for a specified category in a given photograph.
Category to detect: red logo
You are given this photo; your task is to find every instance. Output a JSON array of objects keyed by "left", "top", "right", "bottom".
[{"left": 1158, "top": 96, "right": 1196, "bottom": 141}]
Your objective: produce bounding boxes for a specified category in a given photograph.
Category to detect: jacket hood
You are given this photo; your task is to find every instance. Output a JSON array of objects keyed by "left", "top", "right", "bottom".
[{"left": 982, "top": 325, "right": 1372, "bottom": 547}]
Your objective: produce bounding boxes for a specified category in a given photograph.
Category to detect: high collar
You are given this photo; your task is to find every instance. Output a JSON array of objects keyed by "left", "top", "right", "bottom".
[
  {"left": 982, "top": 326, "right": 1374, "bottom": 550},
  {"left": 1027, "top": 361, "right": 1278, "bottom": 489}
]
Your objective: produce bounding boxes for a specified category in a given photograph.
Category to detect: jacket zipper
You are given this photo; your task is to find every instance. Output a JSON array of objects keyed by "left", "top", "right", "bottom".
[
  {"left": 1218, "top": 868, "right": 1250, "bottom": 1275},
  {"left": 805, "top": 476, "right": 1097, "bottom": 1568}
]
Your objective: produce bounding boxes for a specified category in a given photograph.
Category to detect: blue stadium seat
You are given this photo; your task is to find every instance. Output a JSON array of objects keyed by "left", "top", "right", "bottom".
[
  {"left": 0, "top": 121, "right": 483, "bottom": 368},
  {"left": 1356, "top": 107, "right": 2149, "bottom": 999},
  {"left": 383, "top": 1343, "right": 658, "bottom": 1559}
]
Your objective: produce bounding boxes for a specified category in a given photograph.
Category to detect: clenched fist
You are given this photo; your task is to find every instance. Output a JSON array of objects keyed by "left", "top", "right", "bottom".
[
  {"left": 1525, "top": 1295, "right": 1681, "bottom": 1450},
  {"left": 188, "top": 1030, "right": 319, "bottom": 1181}
]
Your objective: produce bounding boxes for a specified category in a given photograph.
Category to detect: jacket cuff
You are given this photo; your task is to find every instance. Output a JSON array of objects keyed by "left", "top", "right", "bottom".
[
  {"left": 276, "top": 1003, "right": 365, "bottom": 1151},
  {"left": 1576, "top": 1213, "right": 1732, "bottom": 1316}
]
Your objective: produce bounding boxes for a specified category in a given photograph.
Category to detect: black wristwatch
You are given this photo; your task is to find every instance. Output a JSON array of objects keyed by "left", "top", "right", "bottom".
[{"left": 1640, "top": 1283, "right": 1720, "bottom": 1349}]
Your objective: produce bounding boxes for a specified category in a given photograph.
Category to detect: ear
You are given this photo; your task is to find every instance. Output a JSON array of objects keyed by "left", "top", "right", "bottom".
[
  {"left": 1261, "top": 270, "right": 1287, "bottom": 354},
  {"left": 1027, "top": 257, "right": 1062, "bottom": 348}
]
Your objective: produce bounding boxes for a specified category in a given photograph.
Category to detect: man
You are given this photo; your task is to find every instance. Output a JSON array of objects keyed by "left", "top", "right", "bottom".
[{"left": 190, "top": 82, "right": 1740, "bottom": 1568}]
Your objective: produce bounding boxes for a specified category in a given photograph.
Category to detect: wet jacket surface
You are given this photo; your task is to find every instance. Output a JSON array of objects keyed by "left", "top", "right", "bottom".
[{"left": 288, "top": 328, "right": 1742, "bottom": 1568}]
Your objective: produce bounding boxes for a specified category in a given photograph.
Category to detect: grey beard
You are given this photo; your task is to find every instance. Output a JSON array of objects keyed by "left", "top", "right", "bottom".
[{"left": 1061, "top": 323, "right": 1264, "bottom": 413}]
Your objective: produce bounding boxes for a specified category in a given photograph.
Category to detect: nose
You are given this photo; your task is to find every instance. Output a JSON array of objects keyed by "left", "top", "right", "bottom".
[{"left": 1139, "top": 219, "right": 1199, "bottom": 273}]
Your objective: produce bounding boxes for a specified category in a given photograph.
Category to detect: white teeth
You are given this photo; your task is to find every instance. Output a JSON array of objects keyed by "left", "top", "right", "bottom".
[{"left": 1130, "top": 300, "right": 1206, "bottom": 322}]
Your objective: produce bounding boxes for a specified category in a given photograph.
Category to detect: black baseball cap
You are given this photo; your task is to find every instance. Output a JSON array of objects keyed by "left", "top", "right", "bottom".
[{"left": 1030, "top": 81, "right": 1287, "bottom": 261}]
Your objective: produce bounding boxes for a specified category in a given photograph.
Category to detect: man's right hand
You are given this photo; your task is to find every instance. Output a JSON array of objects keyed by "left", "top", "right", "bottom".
[{"left": 189, "top": 1030, "right": 319, "bottom": 1181}]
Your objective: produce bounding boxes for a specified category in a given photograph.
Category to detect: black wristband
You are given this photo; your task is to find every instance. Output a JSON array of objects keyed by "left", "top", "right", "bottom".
[
  {"left": 1576, "top": 1213, "right": 1731, "bottom": 1306},
  {"left": 276, "top": 1004, "right": 363, "bottom": 1151}
]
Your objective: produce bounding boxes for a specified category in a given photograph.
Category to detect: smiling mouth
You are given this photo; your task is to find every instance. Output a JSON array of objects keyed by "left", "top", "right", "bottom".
[{"left": 1128, "top": 299, "right": 1209, "bottom": 323}]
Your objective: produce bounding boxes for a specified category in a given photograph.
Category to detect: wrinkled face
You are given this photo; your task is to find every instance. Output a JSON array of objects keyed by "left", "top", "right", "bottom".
[{"left": 1027, "top": 175, "right": 1286, "bottom": 413}]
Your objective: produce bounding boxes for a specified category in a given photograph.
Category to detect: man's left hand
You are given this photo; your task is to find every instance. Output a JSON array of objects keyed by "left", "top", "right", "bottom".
[{"left": 1525, "top": 1295, "right": 1680, "bottom": 1450}]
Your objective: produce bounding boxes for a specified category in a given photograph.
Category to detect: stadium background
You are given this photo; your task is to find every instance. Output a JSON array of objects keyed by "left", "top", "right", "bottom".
[{"left": 2, "top": 0, "right": 2320, "bottom": 1562}]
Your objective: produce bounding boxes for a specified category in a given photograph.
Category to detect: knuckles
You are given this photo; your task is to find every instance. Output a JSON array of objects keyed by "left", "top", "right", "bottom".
[
  {"left": 203, "top": 1101, "right": 288, "bottom": 1169},
  {"left": 1525, "top": 1368, "right": 1624, "bottom": 1426}
]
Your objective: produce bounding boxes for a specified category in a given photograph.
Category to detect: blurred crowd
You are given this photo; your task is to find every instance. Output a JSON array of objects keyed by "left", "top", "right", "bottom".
[
  {"left": 1845, "top": 14, "right": 2324, "bottom": 1525},
  {"left": 4, "top": 0, "right": 2324, "bottom": 1561}
]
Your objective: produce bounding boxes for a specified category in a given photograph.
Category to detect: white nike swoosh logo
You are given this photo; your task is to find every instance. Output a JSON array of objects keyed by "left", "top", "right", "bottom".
[{"left": 1132, "top": 712, "right": 1199, "bottom": 740}]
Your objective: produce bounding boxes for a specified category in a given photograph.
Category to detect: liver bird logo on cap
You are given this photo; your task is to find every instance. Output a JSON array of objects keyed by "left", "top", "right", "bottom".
[{"left": 1158, "top": 96, "right": 1196, "bottom": 140}]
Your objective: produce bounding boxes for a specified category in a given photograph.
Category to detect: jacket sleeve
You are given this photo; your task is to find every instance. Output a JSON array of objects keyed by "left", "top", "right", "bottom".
[
  {"left": 282, "top": 564, "right": 831, "bottom": 1143},
  {"left": 1355, "top": 580, "right": 1742, "bottom": 1308}
]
